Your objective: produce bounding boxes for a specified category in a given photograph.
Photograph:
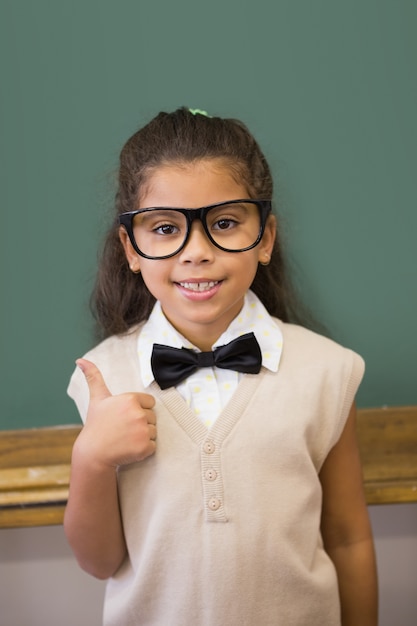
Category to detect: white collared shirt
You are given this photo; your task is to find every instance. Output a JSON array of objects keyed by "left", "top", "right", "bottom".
[{"left": 138, "top": 290, "right": 283, "bottom": 428}]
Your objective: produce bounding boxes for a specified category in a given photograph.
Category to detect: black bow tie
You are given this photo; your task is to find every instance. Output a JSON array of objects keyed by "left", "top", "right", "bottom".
[{"left": 151, "top": 332, "right": 262, "bottom": 390}]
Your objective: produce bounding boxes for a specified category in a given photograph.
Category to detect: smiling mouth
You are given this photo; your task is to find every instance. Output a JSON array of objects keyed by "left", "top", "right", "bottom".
[{"left": 178, "top": 281, "right": 219, "bottom": 292}]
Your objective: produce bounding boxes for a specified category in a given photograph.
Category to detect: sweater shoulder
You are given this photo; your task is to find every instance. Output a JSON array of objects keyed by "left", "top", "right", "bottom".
[
  {"left": 67, "top": 325, "right": 144, "bottom": 423},
  {"left": 271, "top": 319, "right": 365, "bottom": 461},
  {"left": 83, "top": 325, "right": 142, "bottom": 361}
]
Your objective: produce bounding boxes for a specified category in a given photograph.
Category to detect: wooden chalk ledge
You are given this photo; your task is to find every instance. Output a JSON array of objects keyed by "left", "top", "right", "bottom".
[{"left": 0, "top": 406, "right": 416, "bottom": 528}]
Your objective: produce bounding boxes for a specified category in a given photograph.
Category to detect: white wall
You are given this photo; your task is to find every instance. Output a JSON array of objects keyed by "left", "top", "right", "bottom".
[
  {"left": 0, "top": 525, "right": 105, "bottom": 626},
  {"left": 369, "top": 503, "right": 417, "bottom": 625},
  {"left": 1, "top": 504, "right": 416, "bottom": 626}
]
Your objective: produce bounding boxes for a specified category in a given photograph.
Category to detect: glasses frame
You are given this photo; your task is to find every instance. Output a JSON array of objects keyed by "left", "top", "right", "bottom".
[{"left": 119, "top": 199, "right": 272, "bottom": 260}]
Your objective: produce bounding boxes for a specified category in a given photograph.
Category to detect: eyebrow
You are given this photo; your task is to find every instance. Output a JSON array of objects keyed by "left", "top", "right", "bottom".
[{"left": 137, "top": 200, "right": 254, "bottom": 212}]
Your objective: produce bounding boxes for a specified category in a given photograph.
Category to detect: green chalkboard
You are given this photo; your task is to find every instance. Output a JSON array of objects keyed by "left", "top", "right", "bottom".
[{"left": 1, "top": 1, "right": 416, "bottom": 429}]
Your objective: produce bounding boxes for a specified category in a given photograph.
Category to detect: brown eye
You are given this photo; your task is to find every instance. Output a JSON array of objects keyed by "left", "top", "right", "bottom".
[
  {"left": 213, "top": 218, "right": 237, "bottom": 231},
  {"left": 154, "top": 224, "right": 180, "bottom": 235}
]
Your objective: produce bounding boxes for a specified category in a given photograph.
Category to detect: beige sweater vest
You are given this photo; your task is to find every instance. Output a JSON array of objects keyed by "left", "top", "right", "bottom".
[{"left": 68, "top": 320, "right": 364, "bottom": 626}]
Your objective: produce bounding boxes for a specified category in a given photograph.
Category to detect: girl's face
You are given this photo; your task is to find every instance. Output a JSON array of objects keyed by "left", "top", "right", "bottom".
[{"left": 119, "top": 159, "right": 276, "bottom": 350}]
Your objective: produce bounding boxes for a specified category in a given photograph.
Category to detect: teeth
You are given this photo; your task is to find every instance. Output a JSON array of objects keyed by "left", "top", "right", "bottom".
[{"left": 180, "top": 281, "right": 218, "bottom": 292}]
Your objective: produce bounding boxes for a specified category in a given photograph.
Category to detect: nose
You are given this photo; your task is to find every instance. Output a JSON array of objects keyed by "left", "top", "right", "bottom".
[{"left": 178, "top": 220, "right": 215, "bottom": 263}]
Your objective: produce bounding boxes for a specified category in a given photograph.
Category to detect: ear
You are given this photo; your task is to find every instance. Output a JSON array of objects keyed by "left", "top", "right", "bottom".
[
  {"left": 257, "top": 214, "right": 276, "bottom": 265},
  {"left": 119, "top": 226, "right": 141, "bottom": 273}
]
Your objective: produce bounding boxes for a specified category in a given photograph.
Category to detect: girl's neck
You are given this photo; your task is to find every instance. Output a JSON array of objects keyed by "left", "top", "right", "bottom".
[{"left": 161, "top": 304, "right": 245, "bottom": 352}]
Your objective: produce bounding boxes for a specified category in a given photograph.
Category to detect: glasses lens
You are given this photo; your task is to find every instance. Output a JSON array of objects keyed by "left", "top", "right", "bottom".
[
  {"left": 206, "top": 201, "right": 261, "bottom": 251},
  {"left": 132, "top": 209, "right": 188, "bottom": 258}
]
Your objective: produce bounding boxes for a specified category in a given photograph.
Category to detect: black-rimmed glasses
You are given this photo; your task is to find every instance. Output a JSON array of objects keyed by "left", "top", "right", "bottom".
[{"left": 119, "top": 199, "right": 272, "bottom": 260}]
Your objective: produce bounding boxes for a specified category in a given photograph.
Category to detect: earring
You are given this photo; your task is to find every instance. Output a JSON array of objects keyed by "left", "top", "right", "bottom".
[
  {"left": 260, "top": 254, "right": 270, "bottom": 267},
  {"left": 130, "top": 263, "right": 141, "bottom": 274}
]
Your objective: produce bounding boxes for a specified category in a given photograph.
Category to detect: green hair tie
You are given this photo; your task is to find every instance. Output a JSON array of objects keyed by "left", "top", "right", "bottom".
[{"left": 188, "top": 108, "right": 212, "bottom": 117}]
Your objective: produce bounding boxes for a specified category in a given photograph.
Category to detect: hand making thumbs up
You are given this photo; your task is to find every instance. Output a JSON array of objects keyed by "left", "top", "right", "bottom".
[{"left": 76, "top": 358, "right": 157, "bottom": 468}]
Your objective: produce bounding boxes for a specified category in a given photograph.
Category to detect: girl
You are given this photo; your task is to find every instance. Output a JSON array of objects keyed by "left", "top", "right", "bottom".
[{"left": 65, "top": 108, "right": 377, "bottom": 625}]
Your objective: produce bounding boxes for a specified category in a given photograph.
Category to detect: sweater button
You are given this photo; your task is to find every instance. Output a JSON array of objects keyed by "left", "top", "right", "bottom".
[
  {"left": 208, "top": 497, "right": 221, "bottom": 511},
  {"left": 205, "top": 469, "right": 217, "bottom": 481},
  {"left": 203, "top": 440, "right": 215, "bottom": 454}
]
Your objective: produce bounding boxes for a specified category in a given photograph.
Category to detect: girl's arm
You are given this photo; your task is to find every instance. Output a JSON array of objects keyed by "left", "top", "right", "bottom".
[
  {"left": 64, "top": 359, "right": 156, "bottom": 579},
  {"left": 319, "top": 402, "right": 378, "bottom": 626}
]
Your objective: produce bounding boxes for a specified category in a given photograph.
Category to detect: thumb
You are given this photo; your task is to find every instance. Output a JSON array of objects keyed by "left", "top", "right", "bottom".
[{"left": 76, "top": 358, "right": 112, "bottom": 403}]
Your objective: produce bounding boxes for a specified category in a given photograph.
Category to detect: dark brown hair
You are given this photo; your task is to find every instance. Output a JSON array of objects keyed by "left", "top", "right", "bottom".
[{"left": 92, "top": 107, "right": 310, "bottom": 339}]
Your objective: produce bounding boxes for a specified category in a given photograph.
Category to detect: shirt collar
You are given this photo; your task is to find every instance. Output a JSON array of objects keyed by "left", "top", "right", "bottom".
[{"left": 138, "top": 290, "right": 283, "bottom": 387}]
